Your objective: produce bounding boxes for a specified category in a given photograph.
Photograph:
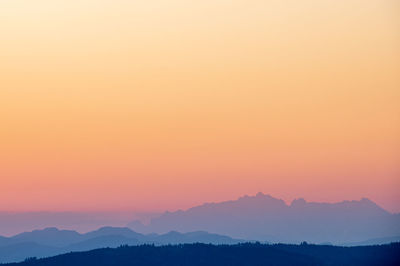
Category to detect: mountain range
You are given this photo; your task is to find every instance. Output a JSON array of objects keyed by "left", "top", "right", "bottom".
[
  {"left": 1, "top": 193, "right": 400, "bottom": 263},
  {"left": 127, "top": 193, "right": 400, "bottom": 244},
  {"left": 0, "top": 227, "right": 242, "bottom": 263}
]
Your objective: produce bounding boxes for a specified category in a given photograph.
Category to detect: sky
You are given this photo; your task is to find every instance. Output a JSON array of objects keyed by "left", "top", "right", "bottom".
[{"left": 0, "top": 0, "right": 399, "bottom": 213}]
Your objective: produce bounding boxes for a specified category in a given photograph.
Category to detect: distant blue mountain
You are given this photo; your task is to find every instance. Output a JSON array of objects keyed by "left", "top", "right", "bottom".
[
  {"left": 0, "top": 242, "right": 58, "bottom": 264},
  {"left": 65, "top": 235, "right": 140, "bottom": 252},
  {"left": 145, "top": 230, "right": 241, "bottom": 245},
  {"left": 0, "top": 237, "right": 8, "bottom": 247},
  {"left": 10, "top": 228, "right": 81, "bottom": 247},
  {"left": 82, "top": 227, "right": 145, "bottom": 241},
  {"left": 0, "top": 227, "right": 243, "bottom": 263},
  {"left": 127, "top": 193, "right": 400, "bottom": 244}
]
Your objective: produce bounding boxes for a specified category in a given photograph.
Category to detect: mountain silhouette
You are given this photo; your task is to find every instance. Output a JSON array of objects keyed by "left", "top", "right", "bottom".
[
  {"left": 127, "top": 193, "right": 400, "bottom": 244},
  {"left": 0, "top": 227, "right": 243, "bottom": 263},
  {"left": 65, "top": 235, "right": 140, "bottom": 252},
  {"left": 82, "top": 227, "right": 145, "bottom": 241},
  {"left": 10, "top": 228, "right": 82, "bottom": 247}
]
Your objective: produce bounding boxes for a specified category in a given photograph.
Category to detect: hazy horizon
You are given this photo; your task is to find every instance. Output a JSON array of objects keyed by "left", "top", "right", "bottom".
[
  {"left": 1, "top": 192, "right": 398, "bottom": 237},
  {"left": 0, "top": 193, "right": 398, "bottom": 213}
]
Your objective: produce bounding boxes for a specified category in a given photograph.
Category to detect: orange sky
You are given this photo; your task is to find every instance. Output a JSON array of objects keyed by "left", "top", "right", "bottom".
[{"left": 0, "top": 0, "right": 399, "bottom": 213}]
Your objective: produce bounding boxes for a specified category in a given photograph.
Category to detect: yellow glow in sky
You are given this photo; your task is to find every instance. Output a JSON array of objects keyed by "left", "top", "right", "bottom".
[{"left": 0, "top": 0, "right": 399, "bottom": 212}]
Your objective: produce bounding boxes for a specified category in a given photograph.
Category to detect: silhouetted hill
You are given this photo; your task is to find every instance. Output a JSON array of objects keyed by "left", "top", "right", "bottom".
[
  {"left": 128, "top": 193, "right": 400, "bottom": 244},
  {"left": 146, "top": 231, "right": 240, "bottom": 245},
  {"left": 0, "top": 227, "right": 243, "bottom": 263},
  {"left": 0, "top": 237, "right": 8, "bottom": 247},
  {"left": 65, "top": 235, "right": 140, "bottom": 252},
  {"left": 0, "top": 243, "right": 58, "bottom": 265},
  {"left": 3, "top": 243, "right": 400, "bottom": 266},
  {"left": 0, "top": 212, "right": 146, "bottom": 237},
  {"left": 82, "top": 227, "right": 144, "bottom": 240},
  {"left": 10, "top": 228, "right": 81, "bottom": 247}
]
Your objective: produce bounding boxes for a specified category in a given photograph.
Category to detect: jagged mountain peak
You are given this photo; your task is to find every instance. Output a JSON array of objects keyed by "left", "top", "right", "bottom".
[{"left": 128, "top": 193, "right": 399, "bottom": 243}]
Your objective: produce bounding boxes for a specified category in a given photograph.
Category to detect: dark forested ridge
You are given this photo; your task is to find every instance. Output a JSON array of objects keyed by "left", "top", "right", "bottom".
[{"left": 4, "top": 242, "right": 400, "bottom": 266}]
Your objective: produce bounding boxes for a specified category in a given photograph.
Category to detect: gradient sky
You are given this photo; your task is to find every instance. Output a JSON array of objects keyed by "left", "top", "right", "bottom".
[{"left": 1, "top": 0, "right": 399, "bottom": 213}]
